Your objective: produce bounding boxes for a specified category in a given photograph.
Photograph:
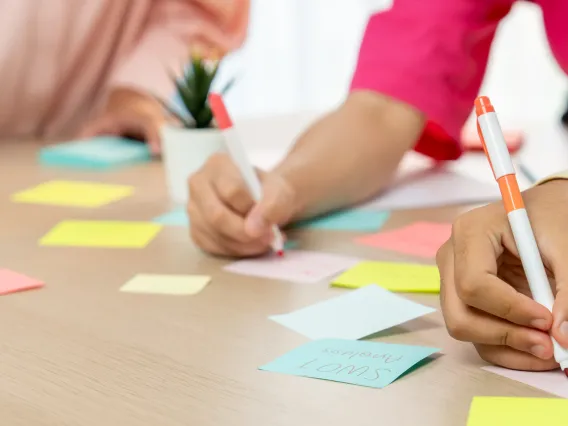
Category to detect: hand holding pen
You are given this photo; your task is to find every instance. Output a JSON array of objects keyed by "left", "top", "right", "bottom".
[
  {"left": 186, "top": 95, "right": 297, "bottom": 257},
  {"left": 437, "top": 97, "right": 568, "bottom": 373}
]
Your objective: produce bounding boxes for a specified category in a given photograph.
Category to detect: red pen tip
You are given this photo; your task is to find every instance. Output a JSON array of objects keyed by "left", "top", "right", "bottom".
[
  {"left": 564, "top": 368, "right": 568, "bottom": 378},
  {"left": 276, "top": 250, "right": 284, "bottom": 257}
]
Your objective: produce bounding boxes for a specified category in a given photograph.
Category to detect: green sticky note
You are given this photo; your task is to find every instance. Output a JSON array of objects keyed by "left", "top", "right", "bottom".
[
  {"left": 294, "top": 210, "right": 390, "bottom": 232},
  {"left": 260, "top": 339, "right": 439, "bottom": 389},
  {"left": 467, "top": 397, "right": 568, "bottom": 426}
]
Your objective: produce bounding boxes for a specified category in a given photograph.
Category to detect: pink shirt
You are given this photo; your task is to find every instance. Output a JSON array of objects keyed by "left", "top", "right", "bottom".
[
  {"left": 351, "top": 0, "right": 566, "bottom": 160},
  {"left": 0, "top": 0, "right": 248, "bottom": 140}
]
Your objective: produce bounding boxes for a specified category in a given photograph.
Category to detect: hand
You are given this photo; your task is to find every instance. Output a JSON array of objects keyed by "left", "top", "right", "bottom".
[
  {"left": 79, "top": 88, "right": 165, "bottom": 154},
  {"left": 437, "top": 180, "right": 568, "bottom": 371},
  {"left": 188, "top": 153, "right": 298, "bottom": 257}
]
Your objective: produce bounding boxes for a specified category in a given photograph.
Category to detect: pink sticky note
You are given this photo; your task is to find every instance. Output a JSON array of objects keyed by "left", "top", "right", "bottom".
[
  {"left": 0, "top": 269, "right": 44, "bottom": 295},
  {"left": 354, "top": 222, "right": 452, "bottom": 259},
  {"left": 223, "top": 250, "right": 360, "bottom": 284},
  {"left": 483, "top": 366, "right": 568, "bottom": 399}
]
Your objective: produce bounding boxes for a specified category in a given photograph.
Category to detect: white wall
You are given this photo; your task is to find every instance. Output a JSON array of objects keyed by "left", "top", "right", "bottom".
[{"left": 221, "top": 1, "right": 567, "bottom": 126}]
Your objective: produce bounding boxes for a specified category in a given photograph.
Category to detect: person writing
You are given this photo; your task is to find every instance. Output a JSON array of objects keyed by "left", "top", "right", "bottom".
[
  {"left": 188, "top": 0, "right": 566, "bottom": 257},
  {"left": 1, "top": 0, "right": 248, "bottom": 153}
]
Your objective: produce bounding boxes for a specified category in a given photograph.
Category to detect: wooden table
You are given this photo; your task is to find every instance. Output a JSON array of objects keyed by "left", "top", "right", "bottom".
[{"left": 0, "top": 140, "right": 552, "bottom": 426}]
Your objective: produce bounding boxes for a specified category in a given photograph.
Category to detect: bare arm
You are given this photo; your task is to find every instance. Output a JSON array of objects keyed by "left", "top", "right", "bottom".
[{"left": 274, "top": 91, "right": 425, "bottom": 219}]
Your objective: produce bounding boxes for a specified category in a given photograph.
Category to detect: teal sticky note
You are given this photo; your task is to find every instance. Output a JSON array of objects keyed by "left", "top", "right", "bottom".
[
  {"left": 153, "top": 208, "right": 189, "bottom": 227},
  {"left": 260, "top": 339, "right": 439, "bottom": 389},
  {"left": 283, "top": 240, "right": 298, "bottom": 250},
  {"left": 294, "top": 210, "right": 390, "bottom": 232},
  {"left": 39, "top": 136, "right": 151, "bottom": 170}
]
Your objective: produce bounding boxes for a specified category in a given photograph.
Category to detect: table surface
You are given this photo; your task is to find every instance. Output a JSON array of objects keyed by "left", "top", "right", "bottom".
[{"left": 0, "top": 140, "right": 555, "bottom": 426}]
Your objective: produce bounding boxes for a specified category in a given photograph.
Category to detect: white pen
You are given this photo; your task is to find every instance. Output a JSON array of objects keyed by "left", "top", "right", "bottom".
[
  {"left": 208, "top": 93, "right": 285, "bottom": 256},
  {"left": 476, "top": 95, "right": 568, "bottom": 376}
]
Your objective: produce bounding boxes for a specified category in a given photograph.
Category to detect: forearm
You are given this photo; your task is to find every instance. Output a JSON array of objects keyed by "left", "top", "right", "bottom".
[{"left": 274, "top": 91, "right": 425, "bottom": 219}]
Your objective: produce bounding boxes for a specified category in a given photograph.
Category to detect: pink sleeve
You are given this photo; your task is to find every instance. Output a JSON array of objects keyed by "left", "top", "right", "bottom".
[
  {"left": 109, "top": 0, "right": 250, "bottom": 100},
  {"left": 351, "top": 0, "right": 513, "bottom": 160}
]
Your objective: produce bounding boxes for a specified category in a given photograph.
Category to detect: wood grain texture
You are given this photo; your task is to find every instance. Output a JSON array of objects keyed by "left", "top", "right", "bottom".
[{"left": 0, "top": 141, "right": 551, "bottom": 426}]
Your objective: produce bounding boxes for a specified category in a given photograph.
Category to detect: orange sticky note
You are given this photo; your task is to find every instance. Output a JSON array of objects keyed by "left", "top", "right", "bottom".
[
  {"left": 0, "top": 269, "right": 44, "bottom": 295},
  {"left": 355, "top": 222, "right": 452, "bottom": 259}
]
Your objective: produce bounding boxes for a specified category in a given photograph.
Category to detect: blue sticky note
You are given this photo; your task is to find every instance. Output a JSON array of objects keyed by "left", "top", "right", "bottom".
[
  {"left": 260, "top": 339, "right": 439, "bottom": 389},
  {"left": 39, "top": 136, "right": 151, "bottom": 170},
  {"left": 283, "top": 240, "right": 298, "bottom": 250},
  {"left": 153, "top": 208, "right": 189, "bottom": 227},
  {"left": 294, "top": 210, "right": 390, "bottom": 232}
]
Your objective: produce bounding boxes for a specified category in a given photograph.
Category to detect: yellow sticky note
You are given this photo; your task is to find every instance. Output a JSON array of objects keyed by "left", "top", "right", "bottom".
[
  {"left": 120, "top": 274, "right": 211, "bottom": 295},
  {"left": 467, "top": 397, "right": 568, "bottom": 426},
  {"left": 332, "top": 261, "right": 440, "bottom": 293},
  {"left": 40, "top": 220, "right": 162, "bottom": 248},
  {"left": 12, "top": 180, "right": 133, "bottom": 208}
]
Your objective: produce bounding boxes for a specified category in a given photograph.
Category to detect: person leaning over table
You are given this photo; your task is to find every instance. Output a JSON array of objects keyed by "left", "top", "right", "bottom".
[
  {"left": 188, "top": 0, "right": 566, "bottom": 258},
  {"left": 0, "top": 0, "right": 248, "bottom": 152}
]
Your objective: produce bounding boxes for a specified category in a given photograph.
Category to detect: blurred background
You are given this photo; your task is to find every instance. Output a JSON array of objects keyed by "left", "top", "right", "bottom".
[{"left": 218, "top": 0, "right": 567, "bottom": 129}]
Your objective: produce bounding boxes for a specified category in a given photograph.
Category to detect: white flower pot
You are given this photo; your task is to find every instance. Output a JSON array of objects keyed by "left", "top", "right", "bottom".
[{"left": 161, "top": 125, "right": 226, "bottom": 204}]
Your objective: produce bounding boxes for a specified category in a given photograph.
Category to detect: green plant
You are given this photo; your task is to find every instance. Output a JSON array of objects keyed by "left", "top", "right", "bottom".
[{"left": 159, "top": 54, "right": 234, "bottom": 129}]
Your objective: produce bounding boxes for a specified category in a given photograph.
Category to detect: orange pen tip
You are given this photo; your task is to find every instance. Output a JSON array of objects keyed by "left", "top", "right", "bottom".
[{"left": 475, "top": 96, "right": 494, "bottom": 117}]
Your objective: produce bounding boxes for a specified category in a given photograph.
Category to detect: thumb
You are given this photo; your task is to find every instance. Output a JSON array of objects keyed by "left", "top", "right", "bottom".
[
  {"left": 551, "top": 266, "right": 568, "bottom": 348},
  {"left": 244, "top": 175, "right": 296, "bottom": 238}
]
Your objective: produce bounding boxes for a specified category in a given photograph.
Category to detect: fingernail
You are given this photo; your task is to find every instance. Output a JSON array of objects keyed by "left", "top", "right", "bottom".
[
  {"left": 530, "top": 345, "right": 546, "bottom": 359},
  {"left": 560, "top": 321, "right": 568, "bottom": 337},
  {"left": 531, "top": 319, "right": 549, "bottom": 330},
  {"left": 245, "top": 215, "right": 268, "bottom": 237}
]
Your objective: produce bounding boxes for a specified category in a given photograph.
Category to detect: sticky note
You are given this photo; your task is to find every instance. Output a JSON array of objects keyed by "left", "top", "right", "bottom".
[
  {"left": 482, "top": 366, "right": 568, "bottom": 399},
  {"left": 12, "top": 180, "right": 134, "bottom": 208},
  {"left": 294, "top": 210, "right": 390, "bottom": 232},
  {"left": 40, "top": 220, "right": 162, "bottom": 248},
  {"left": 269, "top": 284, "right": 435, "bottom": 340},
  {"left": 39, "top": 136, "right": 151, "bottom": 169},
  {"left": 153, "top": 208, "right": 189, "bottom": 226},
  {"left": 224, "top": 250, "right": 359, "bottom": 284},
  {"left": 0, "top": 269, "right": 44, "bottom": 295},
  {"left": 467, "top": 397, "right": 568, "bottom": 426},
  {"left": 260, "top": 339, "right": 439, "bottom": 389},
  {"left": 332, "top": 261, "right": 440, "bottom": 293},
  {"left": 120, "top": 274, "right": 210, "bottom": 295},
  {"left": 355, "top": 222, "right": 452, "bottom": 259}
]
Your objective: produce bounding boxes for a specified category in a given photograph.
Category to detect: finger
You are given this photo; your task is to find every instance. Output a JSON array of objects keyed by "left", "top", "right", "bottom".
[
  {"left": 475, "top": 344, "right": 558, "bottom": 371},
  {"left": 452, "top": 212, "right": 552, "bottom": 329},
  {"left": 245, "top": 175, "right": 296, "bottom": 238},
  {"left": 189, "top": 204, "right": 271, "bottom": 257},
  {"left": 212, "top": 168, "right": 255, "bottom": 215},
  {"left": 438, "top": 240, "right": 553, "bottom": 359},
  {"left": 189, "top": 175, "right": 263, "bottom": 244}
]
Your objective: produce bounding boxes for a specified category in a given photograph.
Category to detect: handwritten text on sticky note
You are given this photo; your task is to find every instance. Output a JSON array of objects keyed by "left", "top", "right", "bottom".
[{"left": 260, "top": 339, "right": 439, "bottom": 389}]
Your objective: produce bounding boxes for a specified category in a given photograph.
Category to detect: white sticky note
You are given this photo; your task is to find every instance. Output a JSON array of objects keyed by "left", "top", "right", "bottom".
[
  {"left": 224, "top": 250, "right": 360, "bottom": 284},
  {"left": 269, "top": 284, "right": 436, "bottom": 340},
  {"left": 483, "top": 366, "right": 568, "bottom": 398}
]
